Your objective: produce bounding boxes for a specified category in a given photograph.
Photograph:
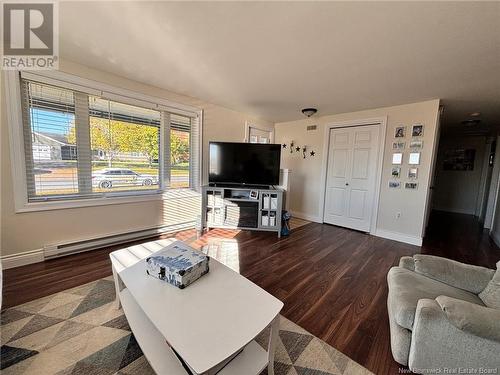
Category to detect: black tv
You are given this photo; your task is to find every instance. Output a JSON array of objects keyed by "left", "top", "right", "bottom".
[{"left": 209, "top": 142, "right": 281, "bottom": 186}]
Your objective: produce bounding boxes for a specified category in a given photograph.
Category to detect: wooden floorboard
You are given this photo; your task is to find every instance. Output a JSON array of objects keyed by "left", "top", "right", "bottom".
[{"left": 2, "top": 211, "right": 499, "bottom": 374}]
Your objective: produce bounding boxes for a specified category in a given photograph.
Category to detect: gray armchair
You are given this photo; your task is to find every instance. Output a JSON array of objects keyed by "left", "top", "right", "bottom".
[{"left": 387, "top": 254, "right": 500, "bottom": 372}]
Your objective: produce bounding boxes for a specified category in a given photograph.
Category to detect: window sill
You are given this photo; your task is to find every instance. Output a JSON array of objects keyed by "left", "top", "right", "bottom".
[{"left": 15, "top": 188, "right": 200, "bottom": 213}]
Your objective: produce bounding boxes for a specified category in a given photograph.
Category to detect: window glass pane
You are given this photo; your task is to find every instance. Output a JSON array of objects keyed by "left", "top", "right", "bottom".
[
  {"left": 89, "top": 97, "right": 160, "bottom": 192},
  {"left": 27, "top": 82, "right": 79, "bottom": 198},
  {"left": 249, "top": 127, "right": 271, "bottom": 144},
  {"left": 171, "top": 114, "right": 191, "bottom": 188}
]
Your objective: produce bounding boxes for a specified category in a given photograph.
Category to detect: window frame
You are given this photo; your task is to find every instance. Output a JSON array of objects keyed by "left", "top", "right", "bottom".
[{"left": 5, "top": 70, "right": 203, "bottom": 213}]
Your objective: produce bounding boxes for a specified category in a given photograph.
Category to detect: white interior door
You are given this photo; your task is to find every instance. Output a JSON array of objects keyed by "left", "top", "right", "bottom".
[{"left": 323, "top": 125, "right": 380, "bottom": 232}]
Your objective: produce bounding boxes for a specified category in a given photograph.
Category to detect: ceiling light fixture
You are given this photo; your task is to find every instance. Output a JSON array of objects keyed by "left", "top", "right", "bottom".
[{"left": 301, "top": 108, "right": 317, "bottom": 118}]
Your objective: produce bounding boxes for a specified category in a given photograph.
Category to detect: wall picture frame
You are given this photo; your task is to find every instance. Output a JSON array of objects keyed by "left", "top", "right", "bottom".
[
  {"left": 391, "top": 166, "right": 401, "bottom": 178},
  {"left": 395, "top": 126, "right": 405, "bottom": 138},
  {"left": 408, "top": 167, "right": 418, "bottom": 179},
  {"left": 389, "top": 181, "right": 401, "bottom": 189},
  {"left": 392, "top": 141, "right": 405, "bottom": 150},
  {"left": 408, "top": 152, "right": 420, "bottom": 165},
  {"left": 412, "top": 124, "right": 424, "bottom": 137},
  {"left": 443, "top": 148, "right": 476, "bottom": 171},
  {"left": 392, "top": 153, "right": 403, "bottom": 165},
  {"left": 405, "top": 182, "right": 418, "bottom": 190},
  {"left": 409, "top": 140, "right": 423, "bottom": 149}
]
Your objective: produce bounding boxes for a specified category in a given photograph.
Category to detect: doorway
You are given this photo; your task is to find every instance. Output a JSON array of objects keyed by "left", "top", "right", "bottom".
[
  {"left": 323, "top": 123, "right": 382, "bottom": 232},
  {"left": 432, "top": 135, "right": 496, "bottom": 221}
]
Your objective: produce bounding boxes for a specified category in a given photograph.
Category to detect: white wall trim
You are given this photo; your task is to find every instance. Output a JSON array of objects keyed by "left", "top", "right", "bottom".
[
  {"left": 374, "top": 229, "right": 423, "bottom": 246},
  {"left": 1, "top": 249, "right": 45, "bottom": 270},
  {"left": 15, "top": 192, "right": 163, "bottom": 213},
  {"left": 421, "top": 103, "right": 442, "bottom": 236},
  {"left": 10, "top": 188, "right": 199, "bottom": 213},
  {"left": 318, "top": 116, "right": 388, "bottom": 235},
  {"left": 290, "top": 210, "right": 322, "bottom": 223},
  {"left": 4, "top": 71, "right": 30, "bottom": 213}
]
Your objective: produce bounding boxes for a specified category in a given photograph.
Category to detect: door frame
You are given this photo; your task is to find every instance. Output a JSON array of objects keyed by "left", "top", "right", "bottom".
[
  {"left": 318, "top": 117, "right": 387, "bottom": 234},
  {"left": 244, "top": 121, "right": 274, "bottom": 143}
]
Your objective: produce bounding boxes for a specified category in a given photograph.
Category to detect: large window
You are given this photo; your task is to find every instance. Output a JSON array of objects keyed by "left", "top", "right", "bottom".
[{"left": 19, "top": 76, "right": 199, "bottom": 204}]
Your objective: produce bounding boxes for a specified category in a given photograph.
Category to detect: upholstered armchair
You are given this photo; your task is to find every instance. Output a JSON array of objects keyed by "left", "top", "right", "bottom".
[{"left": 387, "top": 255, "right": 500, "bottom": 372}]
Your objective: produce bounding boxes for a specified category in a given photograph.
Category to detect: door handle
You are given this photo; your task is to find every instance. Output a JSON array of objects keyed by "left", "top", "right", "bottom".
[{"left": 345, "top": 183, "right": 349, "bottom": 186}]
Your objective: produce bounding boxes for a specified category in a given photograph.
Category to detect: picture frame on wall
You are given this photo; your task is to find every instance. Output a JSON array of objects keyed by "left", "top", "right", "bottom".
[
  {"left": 395, "top": 126, "right": 405, "bottom": 138},
  {"left": 409, "top": 152, "right": 421, "bottom": 165},
  {"left": 391, "top": 166, "right": 401, "bottom": 178},
  {"left": 392, "top": 141, "right": 405, "bottom": 150},
  {"left": 443, "top": 148, "right": 476, "bottom": 171},
  {"left": 405, "top": 182, "right": 418, "bottom": 190},
  {"left": 412, "top": 124, "right": 424, "bottom": 137},
  {"left": 409, "top": 140, "right": 423, "bottom": 149},
  {"left": 389, "top": 181, "right": 401, "bottom": 189},
  {"left": 408, "top": 167, "right": 418, "bottom": 179},
  {"left": 392, "top": 153, "right": 403, "bottom": 165}
]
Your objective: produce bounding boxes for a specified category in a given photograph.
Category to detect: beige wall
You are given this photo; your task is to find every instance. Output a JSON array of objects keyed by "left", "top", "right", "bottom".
[
  {"left": 0, "top": 60, "right": 273, "bottom": 257},
  {"left": 275, "top": 99, "right": 440, "bottom": 242},
  {"left": 433, "top": 136, "right": 487, "bottom": 215}
]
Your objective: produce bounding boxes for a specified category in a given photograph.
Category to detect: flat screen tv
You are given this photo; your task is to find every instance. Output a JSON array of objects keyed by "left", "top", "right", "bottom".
[{"left": 209, "top": 142, "right": 281, "bottom": 186}]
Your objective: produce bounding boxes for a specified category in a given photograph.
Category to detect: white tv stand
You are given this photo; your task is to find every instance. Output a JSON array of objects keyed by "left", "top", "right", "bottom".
[{"left": 202, "top": 185, "right": 283, "bottom": 237}]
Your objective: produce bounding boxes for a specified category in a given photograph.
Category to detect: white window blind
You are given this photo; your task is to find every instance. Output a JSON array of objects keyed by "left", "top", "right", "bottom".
[
  {"left": 20, "top": 78, "right": 200, "bottom": 203},
  {"left": 22, "top": 80, "right": 79, "bottom": 200}
]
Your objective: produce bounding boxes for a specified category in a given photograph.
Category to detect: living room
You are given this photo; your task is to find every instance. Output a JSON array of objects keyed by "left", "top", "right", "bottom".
[{"left": 1, "top": 2, "right": 500, "bottom": 375}]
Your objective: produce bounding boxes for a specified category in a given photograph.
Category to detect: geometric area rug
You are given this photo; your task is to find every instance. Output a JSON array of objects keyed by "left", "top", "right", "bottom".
[{"left": 0, "top": 276, "right": 372, "bottom": 375}]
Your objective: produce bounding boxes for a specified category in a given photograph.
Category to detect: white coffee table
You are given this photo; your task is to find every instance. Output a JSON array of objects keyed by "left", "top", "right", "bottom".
[{"left": 111, "top": 241, "right": 283, "bottom": 375}]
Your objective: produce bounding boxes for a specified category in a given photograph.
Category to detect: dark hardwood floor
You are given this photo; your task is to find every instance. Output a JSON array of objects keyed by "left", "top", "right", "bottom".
[{"left": 2, "top": 211, "right": 499, "bottom": 374}]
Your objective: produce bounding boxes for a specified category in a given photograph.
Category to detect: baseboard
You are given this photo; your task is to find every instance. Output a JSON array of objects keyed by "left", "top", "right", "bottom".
[
  {"left": 1, "top": 249, "right": 45, "bottom": 270},
  {"left": 432, "top": 207, "right": 476, "bottom": 216},
  {"left": 1, "top": 221, "right": 196, "bottom": 270},
  {"left": 374, "top": 229, "right": 423, "bottom": 246},
  {"left": 289, "top": 210, "right": 322, "bottom": 223}
]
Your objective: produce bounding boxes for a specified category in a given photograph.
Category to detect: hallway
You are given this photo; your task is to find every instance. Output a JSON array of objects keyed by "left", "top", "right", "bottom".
[{"left": 422, "top": 210, "right": 500, "bottom": 268}]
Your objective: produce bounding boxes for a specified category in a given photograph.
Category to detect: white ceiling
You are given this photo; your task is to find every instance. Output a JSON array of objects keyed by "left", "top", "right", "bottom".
[{"left": 60, "top": 2, "right": 500, "bottom": 129}]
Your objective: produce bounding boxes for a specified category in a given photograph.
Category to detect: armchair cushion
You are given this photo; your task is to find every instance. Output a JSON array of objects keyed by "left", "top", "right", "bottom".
[
  {"left": 399, "top": 256, "right": 415, "bottom": 271},
  {"left": 388, "top": 267, "right": 484, "bottom": 330},
  {"left": 436, "top": 295, "right": 500, "bottom": 342},
  {"left": 479, "top": 261, "right": 500, "bottom": 309},
  {"left": 413, "top": 254, "right": 494, "bottom": 294},
  {"left": 409, "top": 299, "right": 500, "bottom": 372}
]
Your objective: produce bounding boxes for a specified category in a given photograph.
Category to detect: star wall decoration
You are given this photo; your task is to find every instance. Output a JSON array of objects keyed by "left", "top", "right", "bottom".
[{"left": 282, "top": 141, "right": 316, "bottom": 159}]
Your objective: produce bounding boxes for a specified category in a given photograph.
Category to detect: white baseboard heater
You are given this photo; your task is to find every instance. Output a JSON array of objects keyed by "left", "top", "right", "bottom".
[{"left": 43, "top": 221, "right": 195, "bottom": 259}]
